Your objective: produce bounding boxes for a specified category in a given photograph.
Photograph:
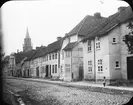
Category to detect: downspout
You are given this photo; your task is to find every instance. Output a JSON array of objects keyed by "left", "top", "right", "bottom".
[
  {"left": 93, "top": 38, "right": 96, "bottom": 82},
  {"left": 58, "top": 51, "right": 60, "bottom": 77},
  {"left": 71, "top": 50, "right": 72, "bottom": 81}
]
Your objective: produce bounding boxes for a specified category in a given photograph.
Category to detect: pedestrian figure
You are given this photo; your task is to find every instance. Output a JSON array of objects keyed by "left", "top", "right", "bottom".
[{"left": 103, "top": 76, "right": 106, "bottom": 87}]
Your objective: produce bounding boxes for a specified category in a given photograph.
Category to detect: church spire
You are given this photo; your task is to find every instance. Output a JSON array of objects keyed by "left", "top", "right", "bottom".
[
  {"left": 23, "top": 27, "right": 32, "bottom": 52},
  {"left": 26, "top": 27, "right": 30, "bottom": 38}
]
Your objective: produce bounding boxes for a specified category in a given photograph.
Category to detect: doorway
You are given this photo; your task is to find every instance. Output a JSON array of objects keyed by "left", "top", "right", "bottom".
[
  {"left": 127, "top": 56, "right": 133, "bottom": 79},
  {"left": 45, "top": 65, "right": 49, "bottom": 77},
  {"left": 27, "top": 69, "right": 30, "bottom": 77},
  {"left": 79, "top": 66, "right": 84, "bottom": 80},
  {"left": 36, "top": 67, "right": 39, "bottom": 77}
]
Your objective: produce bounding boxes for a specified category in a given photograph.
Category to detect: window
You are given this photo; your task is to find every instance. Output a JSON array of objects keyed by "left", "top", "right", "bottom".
[
  {"left": 115, "top": 61, "right": 120, "bottom": 68},
  {"left": 66, "top": 51, "right": 70, "bottom": 57},
  {"left": 49, "top": 54, "right": 51, "bottom": 60},
  {"left": 122, "top": 36, "right": 125, "bottom": 41},
  {"left": 61, "top": 66, "right": 63, "bottom": 72},
  {"left": 78, "top": 48, "right": 83, "bottom": 51},
  {"left": 88, "top": 60, "right": 92, "bottom": 73},
  {"left": 52, "top": 53, "right": 54, "bottom": 59},
  {"left": 98, "top": 59, "right": 103, "bottom": 72},
  {"left": 88, "top": 60, "right": 92, "bottom": 65},
  {"left": 46, "top": 55, "right": 48, "bottom": 61},
  {"left": 113, "top": 38, "right": 116, "bottom": 42},
  {"left": 42, "top": 66, "right": 45, "bottom": 73},
  {"left": 65, "top": 64, "right": 70, "bottom": 72},
  {"left": 55, "top": 53, "right": 57, "bottom": 59},
  {"left": 52, "top": 65, "right": 54, "bottom": 73},
  {"left": 68, "top": 37, "right": 70, "bottom": 43},
  {"left": 96, "top": 37, "right": 100, "bottom": 50},
  {"left": 88, "top": 67, "right": 92, "bottom": 72},
  {"left": 42, "top": 57, "right": 44, "bottom": 62},
  {"left": 31, "top": 60, "right": 34, "bottom": 64},
  {"left": 112, "top": 37, "right": 117, "bottom": 43},
  {"left": 44, "top": 56, "right": 46, "bottom": 62},
  {"left": 55, "top": 64, "right": 57, "bottom": 73},
  {"left": 88, "top": 41, "right": 92, "bottom": 52},
  {"left": 98, "top": 59, "right": 102, "bottom": 65}
]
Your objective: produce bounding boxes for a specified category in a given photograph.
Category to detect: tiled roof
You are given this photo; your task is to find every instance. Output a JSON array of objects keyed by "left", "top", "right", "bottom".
[
  {"left": 25, "top": 38, "right": 64, "bottom": 60},
  {"left": 63, "top": 42, "right": 77, "bottom": 51},
  {"left": 67, "top": 14, "right": 106, "bottom": 36},
  {"left": 82, "top": 6, "right": 133, "bottom": 42},
  {"left": 29, "top": 46, "right": 47, "bottom": 60},
  {"left": 15, "top": 50, "right": 36, "bottom": 64},
  {"left": 46, "top": 38, "right": 64, "bottom": 54}
]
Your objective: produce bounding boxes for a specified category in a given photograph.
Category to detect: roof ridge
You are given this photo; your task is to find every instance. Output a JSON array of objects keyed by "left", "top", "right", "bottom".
[{"left": 87, "top": 12, "right": 119, "bottom": 35}]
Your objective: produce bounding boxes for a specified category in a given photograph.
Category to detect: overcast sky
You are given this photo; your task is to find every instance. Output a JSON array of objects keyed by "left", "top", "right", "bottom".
[{"left": 1, "top": 0, "right": 129, "bottom": 55}]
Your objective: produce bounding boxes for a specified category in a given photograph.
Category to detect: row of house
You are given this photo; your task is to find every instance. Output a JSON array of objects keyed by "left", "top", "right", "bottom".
[{"left": 7, "top": 6, "right": 133, "bottom": 82}]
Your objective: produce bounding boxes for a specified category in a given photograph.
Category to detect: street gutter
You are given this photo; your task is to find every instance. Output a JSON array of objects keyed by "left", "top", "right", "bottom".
[{"left": 6, "top": 88, "right": 25, "bottom": 105}]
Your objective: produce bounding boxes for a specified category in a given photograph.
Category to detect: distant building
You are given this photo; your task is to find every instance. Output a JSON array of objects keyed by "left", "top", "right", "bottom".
[{"left": 23, "top": 28, "right": 33, "bottom": 52}]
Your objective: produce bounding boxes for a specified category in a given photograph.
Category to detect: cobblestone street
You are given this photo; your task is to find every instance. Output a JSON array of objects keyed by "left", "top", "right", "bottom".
[{"left": 3, "top": 78, "right": 133, "bottom": 105}]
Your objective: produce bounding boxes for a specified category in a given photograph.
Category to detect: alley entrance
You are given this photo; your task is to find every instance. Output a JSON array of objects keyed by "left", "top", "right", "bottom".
[{"left": 127, "top": 56, "right": 133, "bottom": 79}]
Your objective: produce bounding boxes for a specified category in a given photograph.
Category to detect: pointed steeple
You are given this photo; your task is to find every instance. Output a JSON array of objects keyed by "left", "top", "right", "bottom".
[
  {"left": 26, "top": 27, "right": 30, "bottom": 38},
  {"left": 23, "top": 27, "right": 32, "bottom": 52}
]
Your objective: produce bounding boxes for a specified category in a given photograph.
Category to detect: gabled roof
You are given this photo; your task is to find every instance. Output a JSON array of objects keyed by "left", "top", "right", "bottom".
[
  {"left": 63, "top": 42, "right": 77, "bottom": 51},
  {"left": 82, "top": 6, "right": 133, "bottom": 42},
  {"left": 15, "top": 50, "right": 36, "bottom": 64},
  {"left": 46, "top": 38, "right": 64, "bottom": 54},
  {"left": 67, "top": 14, "right": 106, "bottom": 36}
]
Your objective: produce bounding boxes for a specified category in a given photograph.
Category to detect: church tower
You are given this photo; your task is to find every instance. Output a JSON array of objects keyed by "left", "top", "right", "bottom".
[{"left": 23, "top": 28, "right": 32, "bottom": 52}]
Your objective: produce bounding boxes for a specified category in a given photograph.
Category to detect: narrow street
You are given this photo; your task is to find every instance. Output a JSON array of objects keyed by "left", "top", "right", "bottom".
[{"left": 3, "top": 78, "right": 133, "bottom": 105}]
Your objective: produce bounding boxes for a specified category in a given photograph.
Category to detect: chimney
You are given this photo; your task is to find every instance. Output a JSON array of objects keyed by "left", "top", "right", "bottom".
[
  {"left": 118, "top": 6, "right": 126, "bottom": 12},
  {"left": 94, "top": 12, "right": 101, "bottom": 18},
  {"left": 65, "top": 33, "right": 68, "bottom": 36},
  {"left": 57, "top": 36, "right": 62, "bottom": 41}
]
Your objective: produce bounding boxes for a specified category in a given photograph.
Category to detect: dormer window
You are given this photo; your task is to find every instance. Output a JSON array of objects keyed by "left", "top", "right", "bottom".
[
  {"left": 55, "top": 53, "right": 57, "bottom": 59},
  {"left": 68, "top": 37, "right": 70, "bottom": 43},
  {"left": 49, "top": 54, "right": 51, "bottom": 60},
  {"left": 88, "top": 41, "right": 92, "bottom": 52},
  {"left": 52, "top": 53, "right": 54, "bottom": 59},
  {"left": 66, "top": 51, "right": 70, "bottom": 57},
  {"left": 95, "top": 37, "right": 100, "bottom": 50}
]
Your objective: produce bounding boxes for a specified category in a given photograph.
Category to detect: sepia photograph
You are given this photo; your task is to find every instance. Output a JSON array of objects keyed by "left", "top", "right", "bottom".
[{"left": 1, "top": 0, "right": 133, "bottom": 105}]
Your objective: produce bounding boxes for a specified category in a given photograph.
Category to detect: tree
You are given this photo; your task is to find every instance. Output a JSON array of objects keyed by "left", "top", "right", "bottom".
[{"left": 123, "top": 21, "right": 133, "bottom": 54}]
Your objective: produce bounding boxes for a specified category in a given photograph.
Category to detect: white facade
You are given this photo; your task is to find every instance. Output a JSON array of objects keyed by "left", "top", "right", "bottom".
[
  {"left": 59, "top": 34, "right": 84, "bottom": 81},
  {"left": 83, "top": 21, "right": 133, "bottom": 80},
  {"left": 43, "top": 52, "right": 59, "bottom": 78}
]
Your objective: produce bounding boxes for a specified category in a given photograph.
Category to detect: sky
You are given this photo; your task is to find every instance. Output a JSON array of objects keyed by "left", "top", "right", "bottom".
[{"left": 1, "top": 0, "right": 129, "bottom": 55}]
